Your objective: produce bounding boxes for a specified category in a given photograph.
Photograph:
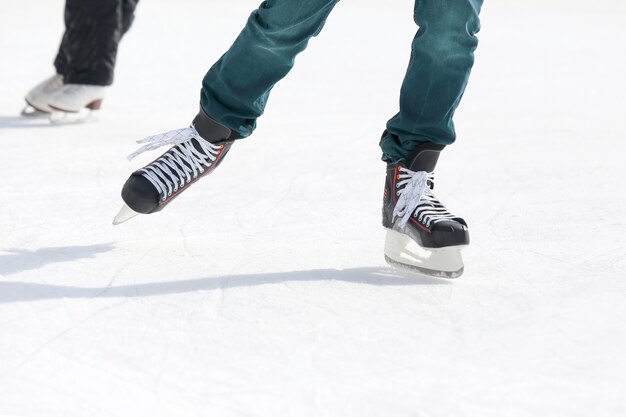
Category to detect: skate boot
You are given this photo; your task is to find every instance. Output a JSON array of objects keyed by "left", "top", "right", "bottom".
[
  {"left": 382, "top": 142, "right": 469, "bottom": 278},
  {"left": 113, "top": 109, "right": 234, "bottom": 225},
  {"left": 23, "top": 74, "right": 64, "bottom": 115},
  {"left": 47, "top": 84, "right": 106, "bottom": 123}
]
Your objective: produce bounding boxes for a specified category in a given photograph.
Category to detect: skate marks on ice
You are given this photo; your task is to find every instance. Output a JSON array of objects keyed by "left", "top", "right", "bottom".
[
  {"left": 0, "top": 267, "right": 448, "bottom": 303},
  {"left": 0, "top": 244, "right": 115, "bottom": 277},
  {"left": 0, "top": 110, "right": 98, "bottom": 130},
  {"left": 0, "top": 114, "right": 53, "bottom": 130}
]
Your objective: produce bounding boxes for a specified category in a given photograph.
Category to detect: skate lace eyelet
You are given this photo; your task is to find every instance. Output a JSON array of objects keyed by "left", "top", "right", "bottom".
[{"left": 131, "top": 126, "right": 230, "bottom": 207}]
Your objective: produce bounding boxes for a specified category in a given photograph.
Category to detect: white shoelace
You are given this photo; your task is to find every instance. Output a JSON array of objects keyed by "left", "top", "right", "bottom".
[
  {"left": 393, "top": 167, "right": 458, "bottom": 229},
  {"left": 127, "top": 126, "right": 222, "bottom": 199}
]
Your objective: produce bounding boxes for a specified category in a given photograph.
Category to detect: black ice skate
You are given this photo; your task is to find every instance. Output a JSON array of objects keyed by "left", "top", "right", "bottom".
[
  {"left": 382, "top": 142, "right": 469, "bottom": 278},
  {"left": 113, "top": 109, "right": 234, "bottom": 224}
]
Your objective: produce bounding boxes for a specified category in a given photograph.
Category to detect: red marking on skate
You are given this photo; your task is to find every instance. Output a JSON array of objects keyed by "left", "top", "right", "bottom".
[
  {"left": 86, "top": 99, "right": 102, "bottom": 110},
  {"left": 410, "top": 217, "right": 431, "bottom": 233}
]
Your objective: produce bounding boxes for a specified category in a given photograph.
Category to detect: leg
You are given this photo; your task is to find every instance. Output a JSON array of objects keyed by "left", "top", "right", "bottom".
[
  {"left": 381, "top": 0, "right": 483, "bottom": 277},
  {"left": 115, "top": 0, "right": 341, "bottom": 222},
  {"left": 121, "top": 0, "right": 140, "bottom": 35},
  {"left": 380, "top": 0, "right": 483, "bottom": 162},
  {"left": 200, "top": 0, "right": 340, "bottom": 138},
  {"left": 54, "top": 0, "right": 140, "bottom": 86}
]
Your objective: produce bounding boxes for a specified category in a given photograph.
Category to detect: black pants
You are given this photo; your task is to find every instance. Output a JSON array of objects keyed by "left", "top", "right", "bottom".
[{"left": 54, "top": 0, "right": 139, "bottom": 86}]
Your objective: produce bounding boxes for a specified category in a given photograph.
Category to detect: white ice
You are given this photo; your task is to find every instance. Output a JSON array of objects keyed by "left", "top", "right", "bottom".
[{"left": 1, "top": 1, "right": 625, "bottom": 416}]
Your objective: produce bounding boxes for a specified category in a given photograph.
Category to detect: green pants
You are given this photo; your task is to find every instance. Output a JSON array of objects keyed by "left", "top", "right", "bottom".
[{"left": 200, "top": 0, "right": 483, "bottom": 162}]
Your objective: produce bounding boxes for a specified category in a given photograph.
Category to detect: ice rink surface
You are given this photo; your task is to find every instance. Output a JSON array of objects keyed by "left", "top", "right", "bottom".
[{"left": 1, "top": 0, "right": 625, "bottom": 416}]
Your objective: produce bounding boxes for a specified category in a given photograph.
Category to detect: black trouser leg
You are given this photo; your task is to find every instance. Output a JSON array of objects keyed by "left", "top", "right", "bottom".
[{"left": 54, "top": 0, "right": 139, "bottom": 86}]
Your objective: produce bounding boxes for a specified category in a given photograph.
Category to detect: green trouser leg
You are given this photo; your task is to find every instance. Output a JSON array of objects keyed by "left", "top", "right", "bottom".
[
  {"left": 200, "top": 0, "right": 482, "bottom": 164},
  {"left": 200, "top": 0, "right": 339, "bottom": 138},
  {"left": 380, "top": 0, "right": 483, "bottom": 163}
]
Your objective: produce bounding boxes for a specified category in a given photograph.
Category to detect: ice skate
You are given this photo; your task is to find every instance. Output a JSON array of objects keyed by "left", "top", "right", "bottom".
[
  {"left": 23, "top": 74, "right": 64, "bottom": 115},
  {"left": 113, "top": 109, "right": 234, "bottom": 225},
  {"left": 47, "top": 84, "right": 106, "bottom": 124},
  {"left": 382, "top": 142, "right": 469, "bottom": 278}
]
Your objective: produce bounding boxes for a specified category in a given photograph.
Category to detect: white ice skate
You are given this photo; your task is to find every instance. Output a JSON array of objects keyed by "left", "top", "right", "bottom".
[
  {"left": 23, "top": 74, "right": 64, "bottom": 115},
  {"left": 48, "top": 84, "right": 106, "bottom": 124}
]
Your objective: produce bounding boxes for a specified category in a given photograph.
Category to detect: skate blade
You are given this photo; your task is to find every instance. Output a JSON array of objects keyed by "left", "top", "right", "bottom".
[
  {"left": 49, "top": 109, "right": 97, "bottom": 125},
  {"left": 113, "top": 204, "right": 140, "bottom": 225},
  {"left": 21, "top": 104, "right": 50, "bottom": 118},
  {"left": 384, "top": 228, "right": 466, "bottom": 279}
]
